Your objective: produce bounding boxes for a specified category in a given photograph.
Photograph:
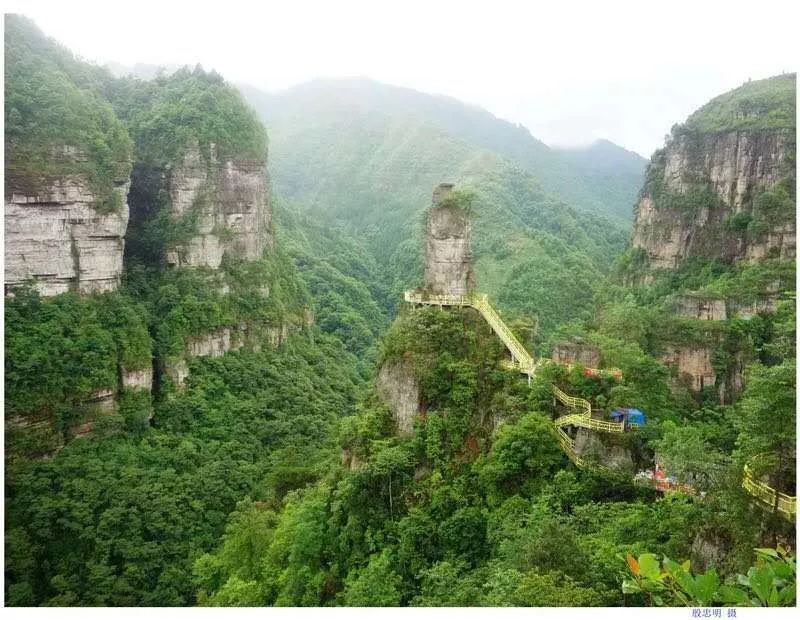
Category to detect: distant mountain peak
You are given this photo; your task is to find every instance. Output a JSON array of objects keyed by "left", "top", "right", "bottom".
[{"left": 241, "top": 78, "right": 646, "bottom": 221}]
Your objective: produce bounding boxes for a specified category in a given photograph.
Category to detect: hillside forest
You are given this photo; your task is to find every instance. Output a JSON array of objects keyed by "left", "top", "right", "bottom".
[{"left": 3, "top": 14, "right": 797, "bottom": 608}]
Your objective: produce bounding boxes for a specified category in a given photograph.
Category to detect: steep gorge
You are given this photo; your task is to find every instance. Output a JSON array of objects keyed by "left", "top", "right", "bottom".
[{"left": 3, "top": 16, "right": 308, "bottom": 455}]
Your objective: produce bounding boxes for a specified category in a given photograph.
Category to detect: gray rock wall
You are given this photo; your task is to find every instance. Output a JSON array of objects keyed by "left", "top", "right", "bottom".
[
  {"left": 5, "top": 176, "right": 130, "bottom": 296},
  {"left": 162, "top": 141, "right": 273, "bottom": 268},
  {"left": 574, "top": 428, "right": 634, "bottom": 472},
  {"left": 670, "top": 295, "right": 727, "bottom": 321},
  {"left": 551, "top": 341, "right": 601, "bottom": 367},
  {"left": 164, "top": 321, "right": 303, "bottom": 388},
  {"left": 660, "top": 345, "right": 717, "bottom": 393},
  {"left": 376, "top": 357, "right": 420, "bottom": 436},
  {"left": 423, "top": 183, "right": 475, "bottom": 296},
  {"left": 632, "top": 129, "right": 795, "bottom": 269}
]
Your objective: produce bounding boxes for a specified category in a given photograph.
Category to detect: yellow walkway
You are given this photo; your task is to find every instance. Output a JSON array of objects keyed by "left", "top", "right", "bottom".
[
  {"left": 404, "top": 291, "right": 536, "bottom": 375},
  {"left": 404, "top": 290, "right": 620, "bottom": 469},
  {"left": 742, "top": 462, "right": 796, "bottom": 520},
  {"left": 404, "top": 288, "right": 796, "bottom": 519}
]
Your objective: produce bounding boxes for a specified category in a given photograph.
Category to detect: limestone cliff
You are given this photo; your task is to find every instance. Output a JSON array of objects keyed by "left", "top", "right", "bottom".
[
  {"left": 376, "top": 357, "right": 420, "bottom": 437},
  {"left": 574, "top": 427, "right": 635, "bottom": 472},
  {"left": 164, "top": 321, "right": 303, "bottom": 387},
  {"left": 128, "top": 139, "right": 273, "bottom": 269},
  {"left": 628, "top": 75, "right": 795, "bottom": 401},
  {"left": 423, "top": 183, "right": 475, "bottom": 296},
  {"left": 4, "top": 150, "right": 131, "bottom": 296},
  {"left": 632, "top": 74, "right": 796, "bottom": 272},
  {"left": 551, "top": 340, "right": 601, "bottom": 367}
]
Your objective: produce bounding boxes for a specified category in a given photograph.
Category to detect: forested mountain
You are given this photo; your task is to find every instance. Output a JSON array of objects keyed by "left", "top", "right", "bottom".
[
  {"left": 241, "top": 78, "right": 646, "bottom": 223},
  {"left": 3, "top": 13, "right": 796, "bottom": 609},
  {"left": 4, "top": 15, "right": 367, "bottom": 605},
  {"left": 553, "top": 139, "right": 648, "bottom": 220},
  {"left": 242, "top": 79, "right": 630, "bottom": 343}
]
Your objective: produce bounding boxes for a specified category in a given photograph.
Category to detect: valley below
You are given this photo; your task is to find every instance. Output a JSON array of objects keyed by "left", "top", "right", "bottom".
[{"left": 3, "top": 13, "right": 797, "bottom": 608}]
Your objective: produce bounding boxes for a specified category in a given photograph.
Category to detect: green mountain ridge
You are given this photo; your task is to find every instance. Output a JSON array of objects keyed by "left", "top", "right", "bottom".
[
  {"left": 240, "top": 77, "right": 646, "bottom": 222},
  {"left": 4, "top": 14, "right": 796, "bottom": 610},
  {"left": 241, "top": 78, "right": 629, "bottom": 342}
]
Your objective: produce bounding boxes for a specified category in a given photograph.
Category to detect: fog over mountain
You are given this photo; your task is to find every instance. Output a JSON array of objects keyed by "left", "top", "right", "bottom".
[{"left": 14, "top": 0, "right": 797, "bottom": 157}]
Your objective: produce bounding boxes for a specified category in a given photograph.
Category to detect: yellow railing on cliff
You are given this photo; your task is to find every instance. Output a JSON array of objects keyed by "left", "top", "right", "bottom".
[
  {"left": 742, "top": 462, "right": 796, "bottom": 520},
  {"left": 404, "top": 290, "right": 536, "bottom": 374},
  {"left": 553, "top": 384, "right": 625, "bottom": 434},
  {"left": 405, "top": 290, "right": 624, "bottom": 468},
  {"left": 404, "top": 288, "right": 795, "bottom": 515}
]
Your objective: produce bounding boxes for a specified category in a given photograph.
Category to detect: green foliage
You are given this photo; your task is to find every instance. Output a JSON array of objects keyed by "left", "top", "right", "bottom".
[
  {"left": 276, "top": 202, "right": 390, "bottom": 359},
  {"left": 4, "top": 15, "right": 133, "bottom": 211},
  {"left": 245, "top": 78, "right": 645, "bottom": 223},
  {"left": 195, "top": 309, "right": 705, "bottom": 607},
  {"left": 4, "top": 287, "right": 151, "bottom": 421},
  {"left": 735, "top": 358, "right": 796, "bottom": 491},
  {"left": 5, "top": 333, "right": 363, "bottom": 606},
  {"left": 124, "top": 250, "right": 311, "bottom": 362},
  {"left": 623, "top": 547, "right": 796, "bottom": 607},
  {"left": 107, "top": 66, "right": 266, "bottom": 166},
  {"left": 341, "top": 549, "right": 403, "bottom": 606},
  {"left": 477, "top": 413, "right": 564, "bottom": 502},
  {"left": 246, "top": 79, "right": 628, "bottom": 344},
  {"left": 651, "top": 421, "right": 728, "bottom": 490},
  {"left": 748, "top": 178, "right": 796, "bottom": 236},
  {"left": 681, "top": 74, "right": 796, "bottom": 133}
]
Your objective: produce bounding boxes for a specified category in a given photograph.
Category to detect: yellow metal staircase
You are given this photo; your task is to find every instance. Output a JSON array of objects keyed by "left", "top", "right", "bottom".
[
  {"left": 405, "top": 290, "right": 622, "bottom": 468},
  {"left": 742, "top": 462, "right": 796, "bottom": 520},
  {"left": 552, "top": 386, "right": 625, "bottom": 433},
  {"left": 404, "top": 288, "right": 795, "bottom": 519},
  {"left": 404, "top": 291, "right": 536, "bottom": 374}
]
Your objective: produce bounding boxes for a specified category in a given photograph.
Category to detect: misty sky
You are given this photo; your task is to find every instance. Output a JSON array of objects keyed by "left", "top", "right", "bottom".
[{"left": 9, "top": 0, "right": 798, "bottom": 157}]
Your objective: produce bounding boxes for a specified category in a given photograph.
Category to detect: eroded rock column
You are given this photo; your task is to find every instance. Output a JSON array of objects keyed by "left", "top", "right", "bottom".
[{"left": 423, "top": 183, "right": 475, "bottom": 296}]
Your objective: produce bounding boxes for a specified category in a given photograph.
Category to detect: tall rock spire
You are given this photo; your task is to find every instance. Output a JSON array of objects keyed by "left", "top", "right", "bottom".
[{"left": 423, "top": 183, "right": 476, "bottom": 296}]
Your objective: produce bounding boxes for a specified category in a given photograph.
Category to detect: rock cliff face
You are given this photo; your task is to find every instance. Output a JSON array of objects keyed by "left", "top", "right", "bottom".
[
  {"left": 551, "top": 341, "right": 601, "bottom": 367},
  {"left": 660, "top": 345, "right": 717, "bottom": 393},
  {"left": 164, "top": 321, "right": 301, "bottom": 388},
  {"left": 670, "top": 295, "right": 727, "bottom": 321},
  {"left": 4, "top": 151, "right": 131, "bottom": 296},
  {"left": 574, "top": 428, "right": 634, "bottom": 472},
  {"left": 376, "top": 357, "right": 420, "bottom": 436},
  {"left": 129, "top": 140, "right": 273, "bottom": 269},
  {"left": 424, "top": 183, "right": 475, "bottom": 296},
  {"left": 629, "top": 76, "right": 795, "bottom": 402},
  {"left": 632, "top": 128, "right": 795, "bottom": 270}
]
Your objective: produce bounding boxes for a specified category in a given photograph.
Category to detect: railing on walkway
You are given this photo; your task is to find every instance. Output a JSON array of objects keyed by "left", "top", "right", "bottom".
[
  {"left": 742, "top": 462, "right": 796, "bottom": 520},
  {"left": 405, "top": 290, "right": 536, "bottom": 374}
]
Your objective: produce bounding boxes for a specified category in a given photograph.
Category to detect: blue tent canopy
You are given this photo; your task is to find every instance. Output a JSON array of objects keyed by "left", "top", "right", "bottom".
[{"left": 611, "top": 408, "right": 647, "bottom": 426}]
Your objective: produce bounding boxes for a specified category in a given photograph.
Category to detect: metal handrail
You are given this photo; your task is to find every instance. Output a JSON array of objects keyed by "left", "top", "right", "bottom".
[{"left": 742, "top": 462, "right": 796, "bottom": 520}]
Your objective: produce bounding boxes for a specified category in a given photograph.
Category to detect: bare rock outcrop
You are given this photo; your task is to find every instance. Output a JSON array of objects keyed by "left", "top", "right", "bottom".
[
  {"left": 136, "top": 140, "right": 273, "bottom": 269},
  {"left": 122, "top": 366, "right": 154, "bottom": 391},
  {"left": 424, "top": 183, "right": 475, "bottom": 296},
  {"left": 164, "top": 321, "right": 306, "bottom": 388},
  {"left": 660, "top": 345, "right": 717, "bottom": 393},
  {"left": 376, "top": 357, "right": 420, "bottom": 437},
  {"left": 632, "top": 129, "right": 795, "bottom": 270},
  {"left": 669, "top": 295, "right": 727, "bottom": 321},
  {"left": 4, "top": 154, "right": 131, "bottom": 296},
  {"left": 551, "top": 341, "right": 601, "bottom": 367},
  {"left": 574, "top": 428, "right": 634, "bottom": 472}
]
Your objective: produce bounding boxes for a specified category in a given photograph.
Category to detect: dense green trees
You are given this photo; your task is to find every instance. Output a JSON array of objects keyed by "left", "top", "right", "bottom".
[
  {"left": 5, "top": 16, "right": 795, "bottom": 609},
  {"left": 244, "top": 77, "right": 646, "bottom": 223},
  {"left": 190, "top": 308, "right": 709, "bottom": 606},
  {"left": 5, "top": 333, "right": 363, "bottom": 606},
  {"left": 106, "top": 67, "right": 266, "bottom": 166},
  {"left": 681, "top": 73, "right": 796, "bottom": 133},
  {"left": 4, "top": 288, "right": 152, "bottom": 455},
  {"left": 245, "top": 78, "right": 630, "bottom": 345},
  {"left": 4, "top": 15, "right": 132, "bottom": 210}
]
